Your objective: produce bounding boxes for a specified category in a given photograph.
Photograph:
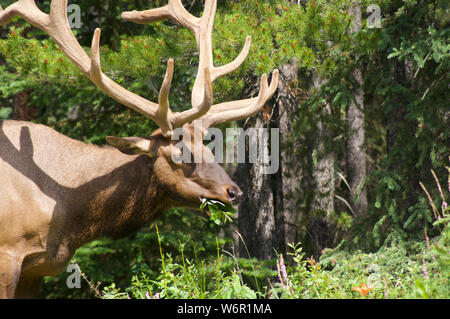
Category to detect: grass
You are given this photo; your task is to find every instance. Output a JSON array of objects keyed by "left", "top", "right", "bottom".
[{"left": 97, "top": 211, "right": 449, "bottom": 299}]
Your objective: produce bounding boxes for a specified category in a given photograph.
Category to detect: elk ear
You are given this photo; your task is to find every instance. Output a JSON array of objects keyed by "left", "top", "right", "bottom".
[{"left": 106, "top": 136, "right": 156, "bottom": 156}]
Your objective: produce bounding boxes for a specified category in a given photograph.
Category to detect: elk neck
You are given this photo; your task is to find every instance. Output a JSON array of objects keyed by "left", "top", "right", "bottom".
[{"left": 61, "top": 148, "right": 171, "bottom": 249}]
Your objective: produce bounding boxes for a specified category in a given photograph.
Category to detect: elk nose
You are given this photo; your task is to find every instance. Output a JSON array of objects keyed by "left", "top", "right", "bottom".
[{"left": 226, "top": 186, "right": 243, "bottom": 204}]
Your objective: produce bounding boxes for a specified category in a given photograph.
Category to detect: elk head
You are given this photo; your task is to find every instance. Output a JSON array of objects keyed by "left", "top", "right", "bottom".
[{"left": 0, "top": 0, "right": 279, "bottom": 211}]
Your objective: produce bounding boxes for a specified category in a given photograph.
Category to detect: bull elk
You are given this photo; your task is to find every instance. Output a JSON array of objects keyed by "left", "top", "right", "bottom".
[{"left": 0, "top": 0, "right": 278, "bottom": 298}]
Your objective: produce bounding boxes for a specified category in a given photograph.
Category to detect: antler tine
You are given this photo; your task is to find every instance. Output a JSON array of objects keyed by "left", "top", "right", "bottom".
[
  {"left": 0, "top": 0, "right": 49, "bottom": 31},
  {"left": 158, "top": 59, "right": 175, "bottom": 136},
  {"left": 1, "top": 0, "right": 175, "bottom": 136},
  {"left": 211, "top": 35, "right": 252, "bottom": 82},
  {"left": 122, "top": 0, "right": 200, "bottom": 32},
  {"left": 0, "top": 0, "right": 91, "bottom": 74},
  {"left": 171, "top": 67, "right": 213, "bottom": 128},
  {"left": 199, "top": 69, "right": 280, "bottom": 132}
]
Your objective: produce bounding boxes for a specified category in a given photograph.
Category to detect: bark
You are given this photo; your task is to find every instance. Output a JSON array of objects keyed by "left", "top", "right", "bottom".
[
  {"left": 275, "top": 61, "right": 303, "bottom": 248},
  {"left": 236, "top": 62, "right": 304, "bottom": 259},
  {"left": 347, "top": 4, "right": 368, "bottom": 217},
  {"left": 308, "top": 74, "right": 336, "bottom": 257},
  {"left": 237, "top": 111, "right": 277, "bottom": 260},
  {"left": 12, "top": 90, "right": 39, "bottom": 121}
]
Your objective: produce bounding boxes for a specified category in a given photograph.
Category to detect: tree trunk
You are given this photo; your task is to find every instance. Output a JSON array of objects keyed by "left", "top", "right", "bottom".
[
  {"left": 237, "top": 111, "right": 277, "bottom": 260},
  {"left": 308, "top": 74, "right": 336, "bottom": 257},
  {"left": 236, "top": 62, "right": 304, "bottom": 259},
  {"left": 12, "top": 90, "right": 39, "bottom": 121},
  {"left": 275, "top": 61, "right": 303, "bottom": 248},
  {"left": 347, "top": 4, "right": 368, "bottom": 217}
]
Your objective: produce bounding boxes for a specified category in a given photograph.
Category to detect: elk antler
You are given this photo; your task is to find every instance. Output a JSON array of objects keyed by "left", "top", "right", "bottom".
[
  {"left": 122, "top": 0, "right": 278, "bottom": 133},
  {"left": 0, "top": 0, "right": 278, "bottom": 137}
]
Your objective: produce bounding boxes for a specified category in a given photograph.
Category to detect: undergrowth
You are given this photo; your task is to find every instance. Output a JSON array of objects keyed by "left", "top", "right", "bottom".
[
  {"left": 40, "top": 210, "right": 449, "bottom": 299},
  {"left": 99, "top": 216, "right": 448, "bottom": 299}
]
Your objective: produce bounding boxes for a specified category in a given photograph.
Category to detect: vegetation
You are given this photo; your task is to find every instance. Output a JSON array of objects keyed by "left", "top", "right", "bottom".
[
  {"left": 0, "top": 0, "right": 448, "bottom": 299},
  {"left": 43, "top": 194, "right": 450, "bottom": 298}
]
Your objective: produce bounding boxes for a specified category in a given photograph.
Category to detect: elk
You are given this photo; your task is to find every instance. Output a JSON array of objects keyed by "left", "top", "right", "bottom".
[{"left": 0, "top": 0, "right": 278, "bottom": 298}]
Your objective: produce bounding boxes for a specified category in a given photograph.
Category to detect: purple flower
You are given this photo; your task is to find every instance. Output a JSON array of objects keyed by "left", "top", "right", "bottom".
[
  {"left": 422, "top": 257, "right": 429, "bottom": 280},
  {"left": 276, "top": 258, "right": 284, "bottom": 287},
  {"left": 279, "top": 254, "right": 289, "bottom": 284},
  {"left": 277, "top": 254, "right": 290, "bottom": 288},
  {"left": 145, "top": 291, "right": 160, "bottom": 299}
]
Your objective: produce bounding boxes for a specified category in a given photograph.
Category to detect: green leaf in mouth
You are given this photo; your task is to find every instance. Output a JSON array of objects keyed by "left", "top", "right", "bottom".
[{"left": 200, "top": 198, "right": 236, "bottom": 225}]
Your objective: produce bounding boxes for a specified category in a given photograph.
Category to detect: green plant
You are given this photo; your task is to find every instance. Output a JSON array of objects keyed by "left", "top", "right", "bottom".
[
  {"left": 200, "top": 199, "right": 236, "bottom": 225},
  {"left": 100, "top": 226, "right": 259, "bottom": 299}
]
